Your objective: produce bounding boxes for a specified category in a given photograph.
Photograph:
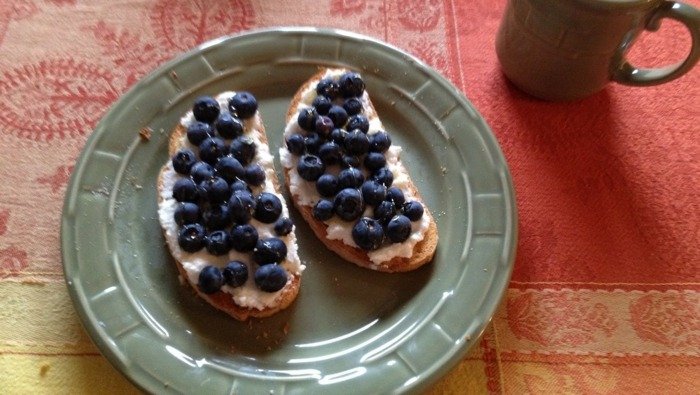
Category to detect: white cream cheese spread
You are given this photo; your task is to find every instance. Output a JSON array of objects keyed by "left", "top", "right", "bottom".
[
  {"left": 158, "top": 92, "right": 304, "bottom": 311},
  {"left": 279, "top": 70, "right": 430, "bottom": 265}
]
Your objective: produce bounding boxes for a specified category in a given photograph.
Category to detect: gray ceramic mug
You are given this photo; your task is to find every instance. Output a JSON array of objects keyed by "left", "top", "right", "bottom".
[{"left": 496, "top": 0, "right": 700, "bottom": 100}]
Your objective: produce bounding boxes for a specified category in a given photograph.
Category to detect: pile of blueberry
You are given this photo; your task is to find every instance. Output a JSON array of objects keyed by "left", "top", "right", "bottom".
[
  {"left": 286, "top": 72, "right": 424, "bottom": 251},
  {"left": 170, "top": 92, "right": 291, "bottom": 295}
]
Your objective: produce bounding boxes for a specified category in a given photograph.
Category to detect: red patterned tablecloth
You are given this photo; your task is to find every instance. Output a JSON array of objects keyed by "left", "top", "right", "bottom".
[{"left": 0, "top": 0, "right": 698, "bottom": 393}]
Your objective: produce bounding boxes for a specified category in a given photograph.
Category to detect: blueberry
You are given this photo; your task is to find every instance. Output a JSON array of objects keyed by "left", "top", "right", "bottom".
[
  {"left": 361, "top": 180, "right": 387, "bottom": 206},
  {"left": 341, "top": 155, "right": 361, "bottom": 169},
  {"left": 233, "top": 189, "right": 255, "bottom": 208},
  {"left": 190, "top": 161, "right": 215, "bottom": 183},
  {"left": 372, "top": 167, "right": 394, "bottom": 187},
  {"left": 198, "top": 265, "right": 224, "bottom": 294},
  {"left": 186, "top": 121, "right": 213, "bottom": 146},
  {"left": 195, "top": 181, "right": 208, "bottom": 199},
  {"left": 334, "top": 188, "right": 365, "bottom": 221},
  {"left": 344, "top": 130, "right": 369, "bottom": 156},
  {"left": 338, "top": 167, "right": 365, "bottom": 189},
  {"left": 297, "top": 107, "right": 318, "bottom": 132},
  {"left": 402, "top": 201, "right": 424, "bottom": 221},
  {"left": 252, "top": 237, "right": 287, "bottom": 264},
  {"left": 174, "top": 202, "right": 200, "bottom": 225},
  {"left": 312, "top": 95, "right": 332, "bottom": 115},
  {"left": 316, "top": 174, "right": 340, "bottom": 197},
  {"left": 199, "top": 176, "right": 231, "bottom": 203},
  {"left": 230, "top": 224, "right": 258, "bottom": 252},
  {"left": 352, "top": 217, "right": 384, "bottom": 251},
  {"left": 374, "top": 200, "right": 396, "bottom": 225},
  {"left": 230, "top": 179, "right": 251, "bottom": 193},
  {"left": 386, "top": 215, "right": 412, "bottom": 243},
  {"left": 316, "top": 77, "right": 340, "bottom": 99},
  {"left": 327, "top": 105, "right": 348, "bottom": 128},
  {"left": 173, "top": 178, "right": 199, "bottom": 202},
  {"left": 229, "top": 190, "right": 255, "bottom": 224},
  {"left": 255, "top": 264, "right": 288, "bottom": 292},
  {"left": 304, "top": 132, "right": 322, "bottom": 154},
  {"left": 329, "top": 128, "right": 347, "bottom": 145},
  {"left": 205, "top": 230, "right": 231, "bottom": 255},
  {"left": 286, "top": 134, "right": 306, "bottom": 156},
  {"left": 313, "top": 199, "right": 334, "bottom": 221},
  {"left": 297, "top": 155, "right": 325, "bottom": 181},
  {"left": 202, "top": 204, "right": 232, "bottom": 230},
  {"left": 199, "top": 137, "right": 227, "bottom": 165},
  {"left": 223, "top": 261, "right": 248, "bottom": 287},
  {"left": 178, "top": 223, "right": 206, "bottom": 252},
  {"left": 369, "top": 131, "right": 392, "bottom": 153},
  {"left": 254, "top": 192, "right": 282, "bottom": 224},
  {"left": 363, "top": 152, "right": 386, "bottom": 172},
  {"left": 244, "top": 164, "right": 266, "bottom": 187},
  {"left": 215, "top": 112, "right": 244, "bottom": 139},
  {"left": 192, "top": 96, "right": 220, "bottom": 123},
  {"left": 172, "top": 149, "right": 197, "bottom": 174},
  {"left": 228, "top": 91, "right": 258, "bottom": 119},
  {"left": 315, "top": 115, "right": 334, "bottom": 136},
  {"left": 339, "top": 72, "right": 365, "bottom": 98},
  {"left": 343, "top": 97, "right": 363, "bottom": 116},
  {"left": 347, "top": 114, "right": 369, "bottom": 133},
  {"left": 230, "top": 136, "right": 257, "bottom": 165},
  {"left": 386, "top": 186, "right": 405, "bottom": 206},
  {"left": 274, "top": 217, "right": 294, "bottom": 236},
  {"left": 215, "top": 156, "right": 244, "bottom": 183},
  {"left": 318, "top": 141, "right": 342, "bottom": 166}
]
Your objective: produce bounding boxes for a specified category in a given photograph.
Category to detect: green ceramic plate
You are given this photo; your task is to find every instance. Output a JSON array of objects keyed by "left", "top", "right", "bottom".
[{"left": 62, "top": 27, "right": 517, "bottom": 394}]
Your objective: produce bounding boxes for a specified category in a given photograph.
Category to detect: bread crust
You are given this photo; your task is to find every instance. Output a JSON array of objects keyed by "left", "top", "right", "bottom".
[
  {"left": 158, "top": 109, "right": 300, "bottom": 320},
  {"left": 283, "top": 69, "right": 438, "bottom": 272}
]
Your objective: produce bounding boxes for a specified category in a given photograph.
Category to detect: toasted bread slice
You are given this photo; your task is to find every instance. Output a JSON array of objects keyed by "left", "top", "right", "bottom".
[
  {"left": 158, "top": 92, "right": 303, "bottom": 320},
  {"left": 280, "top": 69, "right": 438, "bottom": 272}
]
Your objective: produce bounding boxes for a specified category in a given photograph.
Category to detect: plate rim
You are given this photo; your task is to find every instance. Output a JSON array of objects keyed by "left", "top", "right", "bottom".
[{"left": 61, "top": 26, "right": 518, "bottom": 394}]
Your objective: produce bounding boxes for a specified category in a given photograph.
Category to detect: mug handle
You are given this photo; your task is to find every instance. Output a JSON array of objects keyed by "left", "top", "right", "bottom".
[{"left": 613, "top": 1, "right": 700, "bottom": 86}]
